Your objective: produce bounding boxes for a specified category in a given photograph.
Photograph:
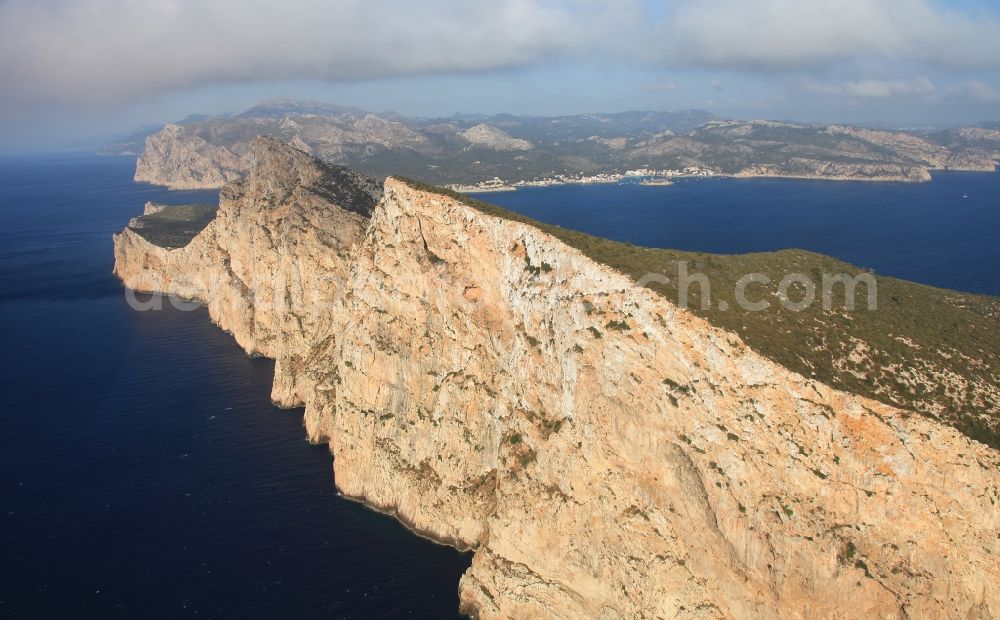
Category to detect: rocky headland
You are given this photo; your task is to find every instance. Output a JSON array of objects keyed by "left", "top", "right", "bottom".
[{"left": 114, "top": 137, "right": 1000, "bottom": 619}]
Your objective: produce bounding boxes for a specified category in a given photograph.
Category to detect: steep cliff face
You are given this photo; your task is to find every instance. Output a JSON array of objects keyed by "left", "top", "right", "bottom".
[
  {"left": 115, "top": 143, "right": 1000, "bottom": 619},
  {"left": 132, "top": 113, "right": 435, "bottom": 189},
  {"left": 134, "top": 123, "right": 250, "bottom": 189},
  {"left": 116, "top": 137, "right": 380, "bottom": 405},
  {"left": 304, "top": 180, "right": 999, "bottom": 619}
]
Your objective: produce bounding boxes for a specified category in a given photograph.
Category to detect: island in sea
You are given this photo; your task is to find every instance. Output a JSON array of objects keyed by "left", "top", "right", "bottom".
[{"left": 113, "top": 137, "right": 1000, "bottom": 619}]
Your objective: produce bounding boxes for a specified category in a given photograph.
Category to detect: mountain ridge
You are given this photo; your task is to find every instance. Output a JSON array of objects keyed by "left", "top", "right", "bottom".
[{"left": 121, "top": 101, "right": 1000, "bottom": 189}]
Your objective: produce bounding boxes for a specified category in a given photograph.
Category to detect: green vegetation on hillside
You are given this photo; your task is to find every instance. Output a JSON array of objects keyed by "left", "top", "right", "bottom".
[
  {"left": 399, "top": 177, "right": 1000, "bottom": 449},
  {"left": 131, "top": 204, "right": 218, "bottom": 249}
]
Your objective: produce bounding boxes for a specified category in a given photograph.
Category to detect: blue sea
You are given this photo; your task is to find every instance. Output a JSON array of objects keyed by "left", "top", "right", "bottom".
[
  {"left": 0, "top": 155, "right": 997, "bottom": 620},
  {"left": 473, "top": 172, "right": 1000, "bottom": 296},
  {"left": 0, "top": 154, "right": 471, "bottom": 619}
]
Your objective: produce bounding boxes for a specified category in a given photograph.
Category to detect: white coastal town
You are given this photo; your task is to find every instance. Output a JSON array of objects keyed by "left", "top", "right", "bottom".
[{"left": 445, "top": 166, "right": 719, "bottom": 192}]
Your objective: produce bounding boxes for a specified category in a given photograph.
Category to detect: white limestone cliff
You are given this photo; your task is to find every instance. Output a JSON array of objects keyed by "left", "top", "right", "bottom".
[
  {"left": 134, "top": 123, "right": 249, "bottom": 189},
  {"left": 116, "top": 137, "right": 380, "bottom": 405},
  {"left": 114, "top": 139, "right": 1000, "bottom": 619}
]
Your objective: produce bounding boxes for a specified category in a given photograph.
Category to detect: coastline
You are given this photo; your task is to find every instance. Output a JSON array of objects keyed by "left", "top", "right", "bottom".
[
  {"left": 335, "top": 486, "right": 478, "bottom": 553},
  {"left": 728, "top": 164, "right": 997, "bottom": 184},
  {"left": 141, "top": 165, "right": 997, "bottom": 193},
  {"left": 449, "top": 168, "right": 716, "bottom": 193},
  {"left": 729, "top": 172, "right": 929, "bottom": 183},
  {"left": 448, "top": 164, "right": 999, "bottom": 193}
]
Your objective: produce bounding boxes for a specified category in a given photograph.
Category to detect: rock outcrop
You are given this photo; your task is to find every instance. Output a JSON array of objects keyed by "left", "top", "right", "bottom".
[
  {"left": 116, "top": 137, "right": 381, "bottom": 404},
  {"left": 115, "top": 140, "right": 1000, "bottom": 619},
  {"left": 461, "top": 124, "right": 534, "bottom": 151},
  {"left": 134, "top": 123, "right": 250, "bottom": 189},
  {"left": 133, "top": 111, "right": 435, "bottom": 189},
  {"left": 126, "top": 202, "right": 171, "bottom": 229},
  {"left": 734, "top": 162, "right": 933, "bottom": 183}
]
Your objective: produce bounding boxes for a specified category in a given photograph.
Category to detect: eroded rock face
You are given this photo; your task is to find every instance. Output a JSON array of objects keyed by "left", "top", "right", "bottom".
[
  {"left": 115, "top": 147, "right": 1000, "bottom": 620},
  {"left": 134, "top": 124, "right": 250, "bottom": 189},
  {"left": 307, "top": 180, "right": 999, "bottom": 619},
  {"left": 734, "top": 161, "right": 933, "bottom": 183},
  {"left": 461, "top": 124, "right": 534, "bottom": 151},
  {"left": 115, "top": 136, "right": 380, "bottom": 405},
  {"left": 133, "top": 114, "right": 435, "bottom": 188}
]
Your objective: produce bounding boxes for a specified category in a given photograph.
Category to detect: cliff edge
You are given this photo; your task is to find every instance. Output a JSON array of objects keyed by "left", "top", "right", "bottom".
[
  {"left": 115, "top": 139, "right": 1000, "bottom": 619},
  {"left": 115, "top": 136, "right": 381, "bottom": 404}
]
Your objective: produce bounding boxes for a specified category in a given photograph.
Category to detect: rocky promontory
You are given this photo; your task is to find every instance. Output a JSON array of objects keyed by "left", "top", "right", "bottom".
[
  {"left": 117, "top": 137, "right": 380, "bottom": 404},
  {"left": 134, "top": 123, "right": 249, "bottom": 189},
  {"left": 115, "top": 138, "right": 1000, "bottom": 619}
]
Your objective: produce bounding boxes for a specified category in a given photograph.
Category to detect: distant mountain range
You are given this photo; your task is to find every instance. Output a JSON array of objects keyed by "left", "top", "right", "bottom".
[{"left": 109, "top": 99, "right": 1000, "bottom": 189}]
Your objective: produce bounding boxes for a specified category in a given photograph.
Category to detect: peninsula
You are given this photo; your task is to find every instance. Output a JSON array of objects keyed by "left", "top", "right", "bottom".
[{"left": 114, "top": 138, "right": 1000, "bottom": 619}]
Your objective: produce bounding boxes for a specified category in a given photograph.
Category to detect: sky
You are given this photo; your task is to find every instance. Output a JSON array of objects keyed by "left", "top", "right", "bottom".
[{"left": 1, "top": 0, "right": 999, "bottom": 153}]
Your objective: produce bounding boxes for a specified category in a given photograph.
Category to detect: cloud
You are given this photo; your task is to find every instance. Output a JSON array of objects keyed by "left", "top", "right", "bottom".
[
  {"left": 0, "top": 0, "right": 998, "bottom": 111},
  {"left": 0, "top": 0, "right": 634, "bottom": 110},
  {"left": 656, "top": 0, "right": 1000, "bottom": 72},
  {"left": 803, "top": 77, "right": 935, "bottom": 99},
  {"left": 947, "top": 81, "right": 1000, "bottom": 103},
  {"left": 642, "top": 80, "right": 679, "bottom": 93}
]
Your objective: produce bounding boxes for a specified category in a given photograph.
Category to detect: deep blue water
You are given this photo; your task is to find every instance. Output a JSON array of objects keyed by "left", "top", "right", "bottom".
[
  {"left": 0, "top": 154, "right": 471, "bottom": 619},
  {"left": 474, "top": 172, "right": 1000, "bottom": 296}
]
